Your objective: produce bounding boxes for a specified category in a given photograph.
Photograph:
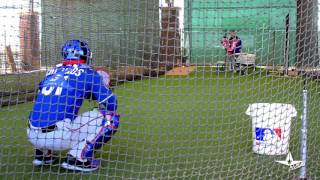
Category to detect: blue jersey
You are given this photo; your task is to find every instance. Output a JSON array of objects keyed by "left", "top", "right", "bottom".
[
  {"left": 234, "top": 39, "right": 242, "bottom": 54},
  {"left": 29, "top": 64, "right": 117, "bottom": 128}
]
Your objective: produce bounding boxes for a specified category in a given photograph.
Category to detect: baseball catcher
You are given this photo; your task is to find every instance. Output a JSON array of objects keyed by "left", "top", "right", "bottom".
[{"left": 27, "top": 39, "right": 119, "bottom": 172}]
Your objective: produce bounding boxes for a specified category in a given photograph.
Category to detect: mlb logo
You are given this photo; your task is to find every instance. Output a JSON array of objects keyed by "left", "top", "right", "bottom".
[{"left": 255, "top": 127, "right": 282, "bottom": 145}]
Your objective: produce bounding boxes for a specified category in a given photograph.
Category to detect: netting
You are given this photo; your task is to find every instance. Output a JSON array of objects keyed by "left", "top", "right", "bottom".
[{"left": 0, "top": 0, "right": 320, "bottom": 179}]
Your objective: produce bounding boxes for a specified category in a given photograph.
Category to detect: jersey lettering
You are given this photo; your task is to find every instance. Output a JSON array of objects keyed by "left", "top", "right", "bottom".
[
  {"left": 64, "top": 68, "right": 84, "bottom": 76},
  {"left": 41, "top": 86, "right": 63, "bottom": 96},
  {"left": 47, "top": 66, "right": 84, "bottom": 77},
  {"left": 46, "top": 69, "right": 58, "bottom": 76}
]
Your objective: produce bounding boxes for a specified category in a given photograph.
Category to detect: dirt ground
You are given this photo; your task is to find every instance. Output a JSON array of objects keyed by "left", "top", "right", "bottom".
[{"left": 165, "top": 66, "right": 196, "bottom": 76}]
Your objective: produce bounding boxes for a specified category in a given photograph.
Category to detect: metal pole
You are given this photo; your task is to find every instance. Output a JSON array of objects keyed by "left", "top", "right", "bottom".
[
  {"left": 284, "top": 13, "right": 290, "bottom": 75},
  {"left": 188, "top": 0, "right": 192, "bottom": 64},
  {"left": 299, "top": 79, "right": 308, "bottom": 179},
  {"left": 29, "top": 0, "right": 34, "bottom": 12}
]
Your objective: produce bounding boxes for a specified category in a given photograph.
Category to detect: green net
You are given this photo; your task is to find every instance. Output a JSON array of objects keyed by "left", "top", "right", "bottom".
[{"left": 0, "top": 0, "right": 319, "bottom": 179}]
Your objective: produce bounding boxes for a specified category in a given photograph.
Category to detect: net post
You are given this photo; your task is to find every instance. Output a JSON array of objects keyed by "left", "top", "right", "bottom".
[
  {"left": 284, "top": 13, "right": 289, "bottom": 75},
  {"left": 299, "top": 78, "right": 308, "bottom": 179}
]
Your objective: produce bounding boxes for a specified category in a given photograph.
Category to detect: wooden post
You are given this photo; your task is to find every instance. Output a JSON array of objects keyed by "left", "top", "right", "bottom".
[
  {"left": 160, "top": 7, "right": 181, "bottom": 70},
  {"left": 5, "top": 45, "right": 17, "bottom": 72},
  {"left": 19, "top": 12, "right": 40, "bottom": 70}
]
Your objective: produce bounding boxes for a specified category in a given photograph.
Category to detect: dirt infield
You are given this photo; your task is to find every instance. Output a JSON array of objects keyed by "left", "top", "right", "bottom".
[{"left": 165, "top": 66, "right": 196, "bottom": 75}]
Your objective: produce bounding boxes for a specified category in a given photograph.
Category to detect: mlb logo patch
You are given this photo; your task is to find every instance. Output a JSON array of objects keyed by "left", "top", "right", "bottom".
[{"left": 255, "top": 127, "right": 282, "bottom": 144}]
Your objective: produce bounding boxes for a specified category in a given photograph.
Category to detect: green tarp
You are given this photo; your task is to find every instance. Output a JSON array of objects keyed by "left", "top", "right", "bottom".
[{"left": 184, "top": 0, "right": 297, "bottom": 65}]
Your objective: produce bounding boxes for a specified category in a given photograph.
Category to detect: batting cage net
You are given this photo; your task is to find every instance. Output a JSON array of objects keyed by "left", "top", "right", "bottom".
[{"left": 0, "top": 0, "right": 320, "bottom": 179}]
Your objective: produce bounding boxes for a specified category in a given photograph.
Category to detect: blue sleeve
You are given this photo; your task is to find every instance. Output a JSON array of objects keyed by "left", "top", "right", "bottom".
[
  {"left": 87, "top": 70, "right": 118, "bottom": 111},
  {"left": 38, "top": 68, "right": 56, "bottom": 89}
]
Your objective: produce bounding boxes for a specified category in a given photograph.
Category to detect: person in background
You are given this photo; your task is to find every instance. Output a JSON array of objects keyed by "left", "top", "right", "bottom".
[{"left": 222, "top": 31, "right": 242, "bottom": 71}]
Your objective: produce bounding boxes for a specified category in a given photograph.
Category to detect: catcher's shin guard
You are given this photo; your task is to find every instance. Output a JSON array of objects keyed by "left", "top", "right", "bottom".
[{"left": 80, "top": 112, "right": 120, "bottom": 162}]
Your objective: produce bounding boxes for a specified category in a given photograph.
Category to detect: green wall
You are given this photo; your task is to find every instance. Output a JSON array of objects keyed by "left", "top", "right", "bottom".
[
  {"left": 41, "top": 0, "right": 160, "bottom": 68},
  {"left": 184, "top": 0, "right": 297, "bottom": 66}
]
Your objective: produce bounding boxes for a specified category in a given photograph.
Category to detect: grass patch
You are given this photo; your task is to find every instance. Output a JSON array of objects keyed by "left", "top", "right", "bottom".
[{"left": 0, "top": 68, "right": 319, "bottom": 179}]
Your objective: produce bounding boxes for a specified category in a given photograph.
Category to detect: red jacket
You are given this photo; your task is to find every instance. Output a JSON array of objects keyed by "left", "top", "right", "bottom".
[{"left": 223, "top": 37, "right": 242, "bottom": 55}]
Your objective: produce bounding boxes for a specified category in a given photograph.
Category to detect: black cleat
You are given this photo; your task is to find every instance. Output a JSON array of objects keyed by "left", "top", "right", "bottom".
[
  {"left": 32, "top": 149, "right": 58, "bottom": 166},
  {"left": 61, "top": 155, "right": 99, "bottom": 172}
]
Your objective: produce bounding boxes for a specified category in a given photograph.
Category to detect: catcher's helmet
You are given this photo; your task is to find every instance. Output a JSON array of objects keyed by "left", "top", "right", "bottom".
[{"left": 61, "top": 40, "right": 91, "bottom": 64}]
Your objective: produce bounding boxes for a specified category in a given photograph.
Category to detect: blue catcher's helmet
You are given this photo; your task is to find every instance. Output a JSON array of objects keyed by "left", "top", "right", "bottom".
[{"left": 61, "top": 40, "right": 92, "bottom": 64}]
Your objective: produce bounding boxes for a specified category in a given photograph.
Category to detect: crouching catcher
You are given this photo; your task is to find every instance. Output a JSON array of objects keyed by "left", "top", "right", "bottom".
[{"left": 27, "top": 39, "right": 120, "bottom": 172}]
